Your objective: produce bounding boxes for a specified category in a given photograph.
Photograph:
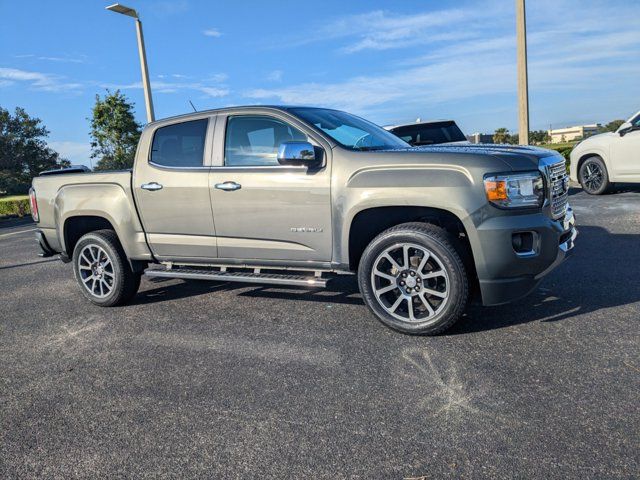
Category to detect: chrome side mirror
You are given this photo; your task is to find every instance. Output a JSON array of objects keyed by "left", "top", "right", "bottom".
[
  {"left": 618, "top": 121, "right": 632, "bottom": 136},
  {"left": 277, "top": 141, "right": 320, "bottom": 167}
]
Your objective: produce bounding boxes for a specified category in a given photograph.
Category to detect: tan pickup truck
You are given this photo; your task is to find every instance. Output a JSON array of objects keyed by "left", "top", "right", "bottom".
[{"left": 30, "top": 106, "right": 576, "bottom": 334}]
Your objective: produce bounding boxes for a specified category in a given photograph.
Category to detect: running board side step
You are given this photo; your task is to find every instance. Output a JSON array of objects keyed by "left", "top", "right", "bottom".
[{"left": 145, "top": 267, "right": 328, "bottom": 288}]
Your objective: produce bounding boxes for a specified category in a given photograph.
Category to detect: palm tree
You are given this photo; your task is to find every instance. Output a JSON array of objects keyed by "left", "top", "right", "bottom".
[{"left": 493, "top": 128, "right": 510, "bottom": 144}]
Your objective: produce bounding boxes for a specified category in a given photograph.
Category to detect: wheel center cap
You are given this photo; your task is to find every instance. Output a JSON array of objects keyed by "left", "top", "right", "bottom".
[{"left": 405, "top": 276, "right": 417, "bottom": 288}]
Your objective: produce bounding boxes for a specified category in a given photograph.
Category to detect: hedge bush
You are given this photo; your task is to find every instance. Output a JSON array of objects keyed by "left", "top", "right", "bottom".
[
  {"left": 539, "top": 143, "right": 575, "bottom": 171},
  {"left": 0, "top": 196, "right": 31, "bottom": 217}
]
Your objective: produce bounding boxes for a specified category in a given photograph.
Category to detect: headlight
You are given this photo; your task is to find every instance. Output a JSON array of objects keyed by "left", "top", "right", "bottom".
[{"left": 484, "top": 172, "right": 544, "bottom": 209}]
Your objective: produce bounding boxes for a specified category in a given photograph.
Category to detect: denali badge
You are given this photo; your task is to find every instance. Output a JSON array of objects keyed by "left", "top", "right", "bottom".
[{"left": 291, "top": 227, "right": 324, "bottom": 233}]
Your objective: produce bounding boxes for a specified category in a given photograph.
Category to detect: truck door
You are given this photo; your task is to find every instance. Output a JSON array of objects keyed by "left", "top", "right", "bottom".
[
  {"left": 133, "top": 114, "right": 218, "bottom": 261},
  {"left": 208, "top": 111, "right": 332, "bottom": 263}
]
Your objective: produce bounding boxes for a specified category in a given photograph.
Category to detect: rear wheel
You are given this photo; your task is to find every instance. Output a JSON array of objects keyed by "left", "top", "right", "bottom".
[
  {"left": 358, "top": 222, "right": 469, "bottom": 335},
  {"left": 578, "top": 156, "right": 610, "bottom": 195},
  {"left": 72, "top": 229, "right": 140, "bottom": 306}
]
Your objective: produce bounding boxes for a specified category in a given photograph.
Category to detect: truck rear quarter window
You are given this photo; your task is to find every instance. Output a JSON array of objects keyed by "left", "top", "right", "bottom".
[
  {"left": 224, "top": 116, "right": 307, "bottom": 167},
  {"left": 150, "top": 119, "right": 208, "bottom": 168}
]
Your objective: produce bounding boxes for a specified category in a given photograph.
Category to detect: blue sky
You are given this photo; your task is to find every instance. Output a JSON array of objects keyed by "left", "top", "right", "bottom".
[{"left": 1, "top": 0, "right": 639, "bottom": 166}]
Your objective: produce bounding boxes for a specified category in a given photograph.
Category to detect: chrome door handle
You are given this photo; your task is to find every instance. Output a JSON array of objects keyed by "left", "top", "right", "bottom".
[
  {"left": 141, "top": 182, "right": 163, "bottom": 191},
  {"left": 214, "top": 181, "right": 241, "bottom": 191}
]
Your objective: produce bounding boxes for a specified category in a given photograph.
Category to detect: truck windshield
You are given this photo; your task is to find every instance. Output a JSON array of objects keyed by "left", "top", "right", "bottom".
[
  {"left": 289, "top": 108, "right": 410, "bottom": 151},
  {"left": 390, "top": 121, "right": 467, "bottom": 146}
]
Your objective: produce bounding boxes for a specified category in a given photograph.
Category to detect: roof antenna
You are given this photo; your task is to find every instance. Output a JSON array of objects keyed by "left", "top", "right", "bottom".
[{"left": 189, "top": 100, "right": 198, "bottom": 112}]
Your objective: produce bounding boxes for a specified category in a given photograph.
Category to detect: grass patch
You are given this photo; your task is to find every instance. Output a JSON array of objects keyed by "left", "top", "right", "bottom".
[
  {"left": 1, "top": 195, "right": 29, "bottom": 202},
  {"left": 0, "top": 195, "right": 30, "bottom": 217}
]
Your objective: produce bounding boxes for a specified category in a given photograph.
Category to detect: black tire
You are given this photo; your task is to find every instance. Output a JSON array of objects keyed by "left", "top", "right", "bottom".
[
  {"left": 358, "top": 222, "right": 469, "bottom": 335},
  {"left": 578, "top": 156, "right": 610, "bottom": 195},
  {"left": 72, "top": 229, "right": 140, "bottom": 307}
]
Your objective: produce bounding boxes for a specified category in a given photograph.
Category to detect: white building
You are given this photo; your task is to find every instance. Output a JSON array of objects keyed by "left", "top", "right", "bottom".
[{"left": 548, "top": 124, "right": 600, "bottom": 144}]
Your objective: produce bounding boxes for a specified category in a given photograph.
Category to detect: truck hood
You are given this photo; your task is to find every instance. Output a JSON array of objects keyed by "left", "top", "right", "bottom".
[{"left": 383, "top": 143, "right": 563, "bottom": 170}]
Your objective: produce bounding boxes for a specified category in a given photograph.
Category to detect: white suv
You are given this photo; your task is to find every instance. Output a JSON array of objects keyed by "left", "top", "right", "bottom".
[{"left": 570, "top": 110, "right": 640, "bottom": 194}]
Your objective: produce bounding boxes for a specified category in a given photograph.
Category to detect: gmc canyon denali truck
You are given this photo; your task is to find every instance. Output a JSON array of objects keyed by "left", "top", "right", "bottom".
[{"left": 30, "top": 106, "right": 576, "bottom": 334}]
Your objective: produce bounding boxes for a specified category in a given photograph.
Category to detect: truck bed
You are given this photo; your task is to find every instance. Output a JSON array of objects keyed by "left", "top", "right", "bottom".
[{"left": 31, "top": 170, "right": 152, "bottom": 261}]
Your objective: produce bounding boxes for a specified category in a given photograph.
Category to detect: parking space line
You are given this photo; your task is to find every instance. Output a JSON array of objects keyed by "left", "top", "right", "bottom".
[{"left": 0, "top": 228, "right": 37, "bottom": 239}]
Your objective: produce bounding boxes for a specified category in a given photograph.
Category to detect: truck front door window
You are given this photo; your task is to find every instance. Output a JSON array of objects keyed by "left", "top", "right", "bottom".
[{"left": 225, "top": 116, "right": 307, "bottom": 167}]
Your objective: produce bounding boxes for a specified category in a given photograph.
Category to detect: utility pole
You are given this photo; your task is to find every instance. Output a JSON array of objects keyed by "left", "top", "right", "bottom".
[
  {"left": 515, "top": 0, "right": 529, "bottom": 145},
  {"left": 106, "top": 3, "right": 155, "bottom": 123}
]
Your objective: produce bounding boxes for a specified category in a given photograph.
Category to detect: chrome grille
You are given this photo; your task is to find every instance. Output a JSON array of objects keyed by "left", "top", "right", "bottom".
[{"left": 547, "top": 160, "right": 569, "bottom": 219}]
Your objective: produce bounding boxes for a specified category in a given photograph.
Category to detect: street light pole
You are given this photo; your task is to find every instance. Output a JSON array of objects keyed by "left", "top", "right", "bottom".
[
  {"left": 515, "top": 0, "right": 529, "bottom": 145},
  {"left": 106, "top": 3, "right": 155, "bottom": 123}
]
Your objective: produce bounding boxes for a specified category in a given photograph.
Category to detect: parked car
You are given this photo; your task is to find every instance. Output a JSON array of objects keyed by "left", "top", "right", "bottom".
[
  {"left": 385, "top": 120, "right": 469, "bottom": 146},
  {"left": 30, "top": 106, "right": 576, "bottom": 335},
  {"left": 570, "top": 110, "right": 640, "bottom": 194}
]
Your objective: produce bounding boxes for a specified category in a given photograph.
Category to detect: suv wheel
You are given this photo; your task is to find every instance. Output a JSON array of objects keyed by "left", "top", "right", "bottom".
[
  {"left": 578, "top": 156, "right": 610, "bottom": 195},
  {"left": 72, "top": 229, "right": 141, "bottom": 306},
  {"left": 358, "top": 222, "right": 469, "bottom": 335}
]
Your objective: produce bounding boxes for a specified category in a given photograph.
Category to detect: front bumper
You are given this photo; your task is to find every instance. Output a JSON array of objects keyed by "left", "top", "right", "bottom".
[{"left": 477, "top": 206, "right": 577, "bottom": 306}]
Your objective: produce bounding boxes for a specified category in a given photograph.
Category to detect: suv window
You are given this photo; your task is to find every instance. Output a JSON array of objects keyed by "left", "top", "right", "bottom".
[
  {"left": 150, "top": 119, "right": 208, "bottom": 168},
  {"left": 225, "top": 116, "right": 307, "bottom": 166},
  {"left": 391, "top": 121, "right": 466, "bottom": 146}
]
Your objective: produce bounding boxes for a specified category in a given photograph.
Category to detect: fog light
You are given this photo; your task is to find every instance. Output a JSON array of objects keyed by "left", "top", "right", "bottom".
[{"left": 512, "top": 232, "right": 535, "bottom": 254}]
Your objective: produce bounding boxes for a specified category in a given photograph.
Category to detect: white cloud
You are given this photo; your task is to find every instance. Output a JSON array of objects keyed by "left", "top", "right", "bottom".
[
  {"left": 152, "top": 0, "right": 189, "bottom": 16},
  {"left": 274, "top": 5, "right": 498, "bottom": 53},
  {"left": 334, "top": 9, "right": 481, "bottom": 53},
  {"left": 101, "top": 75, "right": 230, "bottom": 98},
  {"left": 14, "top": 53, "right": 87, "bottom": 63},
  {"left": 266, "top": 70, "right": 283, "bottom": 82},
  {"left": 198, "top": 86, "right": 229, "bottom": 97},
  {"left": 48, "top": 141, "right": 92, "bottom": 166},
  {"left": 246, "top": 0, "right": 640, "bottom": 130},
  {"left": 203, "top": 28, "right": 222, "bottom": 38},
  {"left": 0, "top": 67, "right": 83, "bottom": 92},
  {"left": 246, "top": 58, "right": 515, "bottom": 113}
]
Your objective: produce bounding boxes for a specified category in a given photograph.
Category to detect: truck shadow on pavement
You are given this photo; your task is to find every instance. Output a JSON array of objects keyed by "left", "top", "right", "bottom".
[
  {"left": 135, "top": 275, "right": 364, "bottom": 307},
  {"left": 0, "top": 217, "right": 33, "bottom": 230},
  {"left": 448, "top": 224, "right": 640, "bottom": 334},
  {"left": 134, "top": 224, "right": 639, "bottom": 334},
  {"left": 570, "top": 184, "right": 640, "bottom": 196}
]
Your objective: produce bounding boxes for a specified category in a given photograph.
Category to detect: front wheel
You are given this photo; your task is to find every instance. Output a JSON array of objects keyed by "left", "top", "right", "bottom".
[
  {"left": 72, "top": 229, "right": 140, "bottom": 307},
  {"left": 358, "top": 222, "right": 469, "bottom": 335},
  {"left": 578, "top": 156, "right": 610, "bottom": 195}
]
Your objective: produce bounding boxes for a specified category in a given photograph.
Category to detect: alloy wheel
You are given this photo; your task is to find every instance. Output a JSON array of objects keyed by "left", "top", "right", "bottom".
[
  {"left": 77, "top": 244, "right": 115, "bottom": 298},
  {"left": 583, "top": 162, "right": 604, "bottom": 192},
  {"left": 370, "top": 243, "right": 449, "bottom": 323}
]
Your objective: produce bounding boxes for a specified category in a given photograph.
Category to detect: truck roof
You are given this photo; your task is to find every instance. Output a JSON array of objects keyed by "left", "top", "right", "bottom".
[{"left": 146, "top": 105, "right": 332, "bottom": 126}]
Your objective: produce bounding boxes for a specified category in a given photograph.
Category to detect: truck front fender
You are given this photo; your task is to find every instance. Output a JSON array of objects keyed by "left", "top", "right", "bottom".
[{"left": 334, "top": 165, "right": 489, "bottom": 276}]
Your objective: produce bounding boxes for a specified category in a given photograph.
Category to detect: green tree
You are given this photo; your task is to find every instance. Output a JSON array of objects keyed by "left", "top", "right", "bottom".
[
  {"left": 89, "top": 90, "right": 141, "bottom": 171},
  {"left": 492, "top": 128, "right": 510, "bottom": 144},
  {"left": 529, "top": 130, "right": 550, "bottom": 145},
  {"left": 598, "top": 119, "right": 625, "bottom": 133},
  {"left": 0, "top": 106, "right": 69, "bottom": 195}
]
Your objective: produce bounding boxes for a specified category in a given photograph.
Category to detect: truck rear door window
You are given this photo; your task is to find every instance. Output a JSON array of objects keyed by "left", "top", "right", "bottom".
[{"left": 150, "top": 119, "right": 208, "bottom": 168}]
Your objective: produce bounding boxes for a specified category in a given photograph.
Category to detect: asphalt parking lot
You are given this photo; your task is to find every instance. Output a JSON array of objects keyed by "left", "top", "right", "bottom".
[{"left": 1, "top": 187, "right": 639, "bottom": 479}]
